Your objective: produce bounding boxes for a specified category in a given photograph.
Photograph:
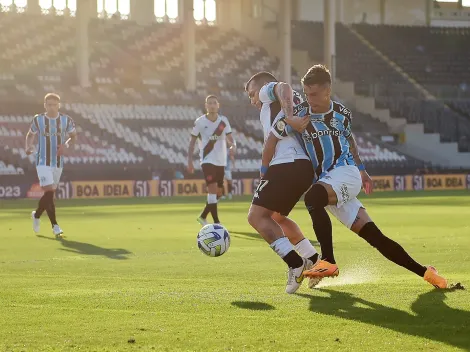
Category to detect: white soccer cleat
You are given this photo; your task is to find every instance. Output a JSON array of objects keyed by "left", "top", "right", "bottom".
[
  {"left": 286, "top": 258, "right": 312, "bottom": 294},
  {"left": 31, "top": 211, "right": 40, "bottom": 233},
  {"left": 197, "top": 217, "right": 208, "bottom": 226},
  {"left": 52, "top": 224, "right": 63, "bottom": 238},
  {"left": 227, "top": 193, "right": 233, "bottom": 200}
]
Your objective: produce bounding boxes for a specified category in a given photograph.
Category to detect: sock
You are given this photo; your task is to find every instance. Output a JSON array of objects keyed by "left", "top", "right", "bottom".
[
  {"left": 207, "top": 193, "right": 219, "bottom": 223},
  {"left": 304, "top": 185, "right": 335, "bottom": 264},
  {"left": 46, "top": 193, "right": 57, "bottom": 226},
  {"left": 271, "top": 237, "right": 303, "bottom": 268},
  {"left": 294, "top": 238, "right": 319, "bottom": 264},
  {"left": 35, "top": 190, "right": 53, "bottom": 218},
  {"left": 227, "top": 182, "right": 233, "bottom": 194},
  {"left": 358, "top": 222, "right": 427, "bottom": 277},
  {"left": 200, "top": 203, "right": 211, "bottom": 219}
]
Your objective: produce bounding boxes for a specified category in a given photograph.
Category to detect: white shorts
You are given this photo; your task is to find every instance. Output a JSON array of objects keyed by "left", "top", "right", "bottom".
[
  {"left": 319, "top": 165, "right": 364, "bottom": 228},
  {"left": 36, "top": 166, "right": 63, "bottom": 187},
  {"left": 224, "top": 169, "right": 232, "bottom": 181}
]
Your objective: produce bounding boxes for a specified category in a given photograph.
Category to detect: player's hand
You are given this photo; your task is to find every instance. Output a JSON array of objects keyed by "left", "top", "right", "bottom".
[
  {"left": 57, "top": 144, "right": 68, "bottom": 156},
  {"left": 361, "top": 170, "right": 373, "bottom": 195},
  {"left": 287, "top": 116, "right": 310, "bottom": 133},
  {"left": 25, "top": 146, "right": 35, "bottom": 155},
  {"left": 187, "top": 161, "right": 194, "bottom": 174}
]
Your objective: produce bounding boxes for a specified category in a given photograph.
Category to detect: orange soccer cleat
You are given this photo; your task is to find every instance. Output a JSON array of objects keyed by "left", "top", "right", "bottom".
[{"left": 424, "top": 266, "right": 448, "bottom": 289}]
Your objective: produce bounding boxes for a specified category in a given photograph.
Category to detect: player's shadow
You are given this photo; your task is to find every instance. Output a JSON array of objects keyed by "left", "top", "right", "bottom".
[
  {"left": 231, "top": 301, "right": 275, "bottom": 311},
  {"left": 36, "top": 235, "right": 132, "bottom": 260},
  {"left": 298, "top": 288, "right": 470, "bottom": 351},
  {"left": 230, "top": 231, "right": 319, "bottom": 246}
]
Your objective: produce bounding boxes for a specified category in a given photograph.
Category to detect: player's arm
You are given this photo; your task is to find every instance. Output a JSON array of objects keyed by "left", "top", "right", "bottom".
[
  {"left": 347, "top": 132, "right": 373, "bottom": 194},
  {"left": 273, "top": 83, "right": 309, "bottom": 132},
  {"left": 260, "top": 132, "right": 278, "bottom": 178},
  {"left": 58, "top": 117, "right": 77, "bottom": 155},
  {"left": 25, "top": 116, "right": 38, "bottom": 155},
  {"left": 187, "top": 135, "right": 197, "bottom": 174},
  {"left": 25, "top": 130, "right": 36, "bottom": 155}
]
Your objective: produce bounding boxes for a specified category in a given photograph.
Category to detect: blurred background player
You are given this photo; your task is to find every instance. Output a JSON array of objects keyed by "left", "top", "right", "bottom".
[
  {"left": 187, "top": 95, "right": 235, "bottom": 225},
  {"left": 25, "top": 93, "right": 77, "bottom": 237}
]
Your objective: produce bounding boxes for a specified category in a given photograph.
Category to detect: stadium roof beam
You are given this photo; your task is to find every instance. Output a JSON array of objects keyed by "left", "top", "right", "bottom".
[
  {"left": 77, "top": 0, "right": 93, "bottom": 88},
  {"left": 324, "top": 0, "right": 336, "bottom": 81},
  {"left": 280, "top": 0, "right": 292, "bottom": 85},
  {"left": 182, "top": 0, "right": 196, "bottom": 91},
  {"left": 130, "top": 0, "right": 154, "bottom": 24},
  {"left": 27, "top": 0, "right": 41, "bottom": 14}
]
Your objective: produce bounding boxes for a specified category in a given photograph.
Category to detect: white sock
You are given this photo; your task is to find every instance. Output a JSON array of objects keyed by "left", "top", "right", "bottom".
[
  {"left": 294, "top": 238, "right": 318, "bottom": 259},
  {"left": 270, "top": 237, "right": 294, "bottom": 258}
]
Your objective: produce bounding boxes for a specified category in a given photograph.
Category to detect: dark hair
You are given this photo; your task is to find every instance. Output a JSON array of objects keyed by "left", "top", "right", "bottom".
[
  {"left": 205, "top": 95, "right": 218, "bottom": 103},
  {"left": 244, "top": 71, "right": 278, "bottom": 91},
  {"left": 301, "top": 65, "right": 331, "bottom": 86},
  {"left": 44, "top": 93, "right": 61, "bottom": 102}
]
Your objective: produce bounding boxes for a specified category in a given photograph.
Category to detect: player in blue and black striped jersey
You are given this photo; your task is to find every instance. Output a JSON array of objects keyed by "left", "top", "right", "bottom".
[
  {"left": 25, "top": 93, "right": 77, "bottom": 237},
  {"left": 262, "top": 65, "right": 447, "bottom": 289}
]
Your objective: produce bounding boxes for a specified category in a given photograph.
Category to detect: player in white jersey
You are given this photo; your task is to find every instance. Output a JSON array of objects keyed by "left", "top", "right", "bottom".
[
  {"left": 187, "top": 95, "right": 235, "bottom": 225},
  {"left": 244, "top": 71, "right": 321, "bottom": 294},
  {"left": 25, "top": 93, "right": 77, "bottom": 237}
]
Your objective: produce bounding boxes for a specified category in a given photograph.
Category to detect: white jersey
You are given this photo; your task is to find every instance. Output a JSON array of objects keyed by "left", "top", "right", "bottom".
[
  {"left": 259, "top": 82, "right": 309, "bottom": 165},
  {"left": 191, "top": 114, "right": 232, "bottom": 167}
]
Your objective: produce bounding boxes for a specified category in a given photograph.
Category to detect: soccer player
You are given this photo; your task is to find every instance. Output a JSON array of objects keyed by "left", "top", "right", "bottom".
[
  {"left": 244, "top": 72, "right": 321, "bottom": 294},
  {"left": 262, "top": 65, "right": 448, "bottom": 289},
  {"left": 188, "top": 95, "right": 235, "bottom": 225},
  {"left": 25, "top": 93, "right": 77, "bottom": 237}
]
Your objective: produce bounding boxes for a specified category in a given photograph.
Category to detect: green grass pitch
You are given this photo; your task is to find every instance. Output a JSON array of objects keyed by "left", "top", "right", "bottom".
[{"left": 0, "top": 191, "right": 469, "bottom": 351}]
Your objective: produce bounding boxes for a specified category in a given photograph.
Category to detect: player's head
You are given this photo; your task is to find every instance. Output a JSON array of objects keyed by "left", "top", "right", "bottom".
[
  {"left": 205, "top": 95, "right": 220, "bottom": 114},
  {"left": 44, "top": 93, "right": 61, "bottom": 116},
  {"left": 244, "top": 71, "right": 278, "bottom": 110},
  {"left": 301, "top": 65, "right": 331, "bottom": 113}
]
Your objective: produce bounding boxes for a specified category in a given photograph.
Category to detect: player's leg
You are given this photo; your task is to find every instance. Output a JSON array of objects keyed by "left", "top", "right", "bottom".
[
  {"left": 350, "top": 207, "right": 448, "bottom": 288},
  {"left": 198, "top": 164, "right": 217, "bottom": 225},
  {"left": 225, "top": 168, "right": 233, "bottom": 200},
  {"left": 32, "top": 166, "right": 56, "bottom": 234},
  {"left": 248, "top": 160, "right": 317, "bottom": 293},
  {"left": 303, "top": 166, "right": 363, "bottom": 281},
  {"left": 48, "top": 168, "right": 63, "bottom": 236}
]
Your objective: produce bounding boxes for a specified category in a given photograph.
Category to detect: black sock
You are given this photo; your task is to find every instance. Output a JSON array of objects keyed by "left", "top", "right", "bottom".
[
  {"left": 46, "top": 193, "right": 57, "bottom": 226},
  {"left": 209, "top": 203, "right": 220, "bottom": 223},
  {"left": 283, "top": 250, "right": 304, "bottom": 268},
  {"left": 309, "top": 253, "right": 320, "bottom": 264},
  {"left": 34, "top": 192, "right": 49, "bottom": 219},
  {"left": 227, "top": 182, "right": 233, "bottom": 194},
  {"left": 358, "top": 222, "right": 427, "bottom": 277},
  {"left": 200, "top": 203, "right": 211, "bottom": 219},
  {"left": 304, "top": 185, "right": 335, "bottom": 264}
]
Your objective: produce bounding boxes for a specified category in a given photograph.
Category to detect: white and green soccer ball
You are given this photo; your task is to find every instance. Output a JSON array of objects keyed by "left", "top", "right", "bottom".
[{"left": 197, "top": 224, "right": 230, "bottom": 257}]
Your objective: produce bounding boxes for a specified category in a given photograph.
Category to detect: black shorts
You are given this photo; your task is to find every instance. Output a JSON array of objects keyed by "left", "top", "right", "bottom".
[
  {"left": 202, "top": 163, "right": 225, "bottom": 187},
  {"left": 252, "top": 159, "right": 314, "bottom": 216}
]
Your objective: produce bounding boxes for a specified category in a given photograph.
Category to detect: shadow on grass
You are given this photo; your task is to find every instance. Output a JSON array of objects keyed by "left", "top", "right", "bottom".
[
  {"left": 231, "top": 301, "right": 275, "bottom": 311},
  {"left": 36, "top": 235, "right": 132, "bottom": 260},
  {"left": 297, "top": 288, "right": 469, "bottom": 351}
]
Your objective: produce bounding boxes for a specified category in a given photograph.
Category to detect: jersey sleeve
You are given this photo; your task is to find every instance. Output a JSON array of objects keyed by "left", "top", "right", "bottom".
[
  {"left": 66, "top": 116, "right": 76, "bottom": 134},
  {"left": 258, "top": 82, "right": 278, "bottom": 104},
  {"left": 223, "top": 117, "right": 232, "bottom": 135},
  {"left": 29, "top": 116, "right": 39, "bottom": 134},
  {"left": 270, "top": 115, "right": 289, "bottom": 140},
  {"left": 343, "top": 112, "right": 352, "bottom": 138},
  {"left": 190, "top": 120, "right": 200, "bottom": 137}
]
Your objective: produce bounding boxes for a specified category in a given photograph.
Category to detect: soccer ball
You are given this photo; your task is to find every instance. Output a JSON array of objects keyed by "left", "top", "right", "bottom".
[{"left": 197, "top": 224, "right": 230, "bottom": 257}]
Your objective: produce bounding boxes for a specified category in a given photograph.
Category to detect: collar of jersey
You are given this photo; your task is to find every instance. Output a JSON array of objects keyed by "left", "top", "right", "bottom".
[
  {"left": 204, "top": 114, "right": 220, "bottom": 123},
  {"left": 308, "top": 101, "right": 333, "bottom": 117}
]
